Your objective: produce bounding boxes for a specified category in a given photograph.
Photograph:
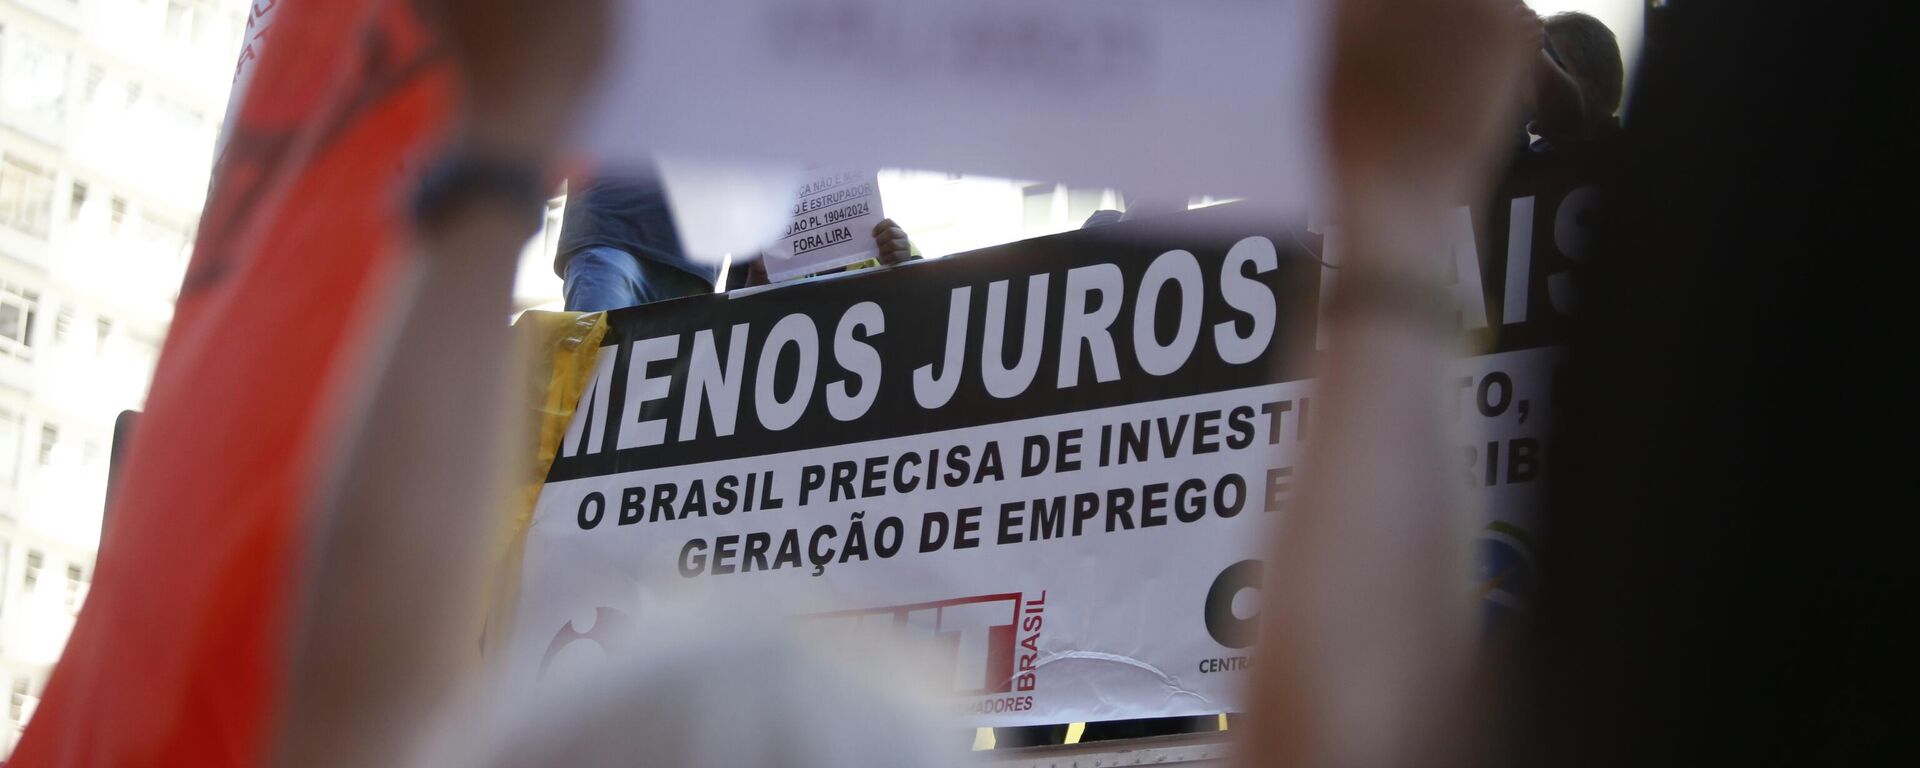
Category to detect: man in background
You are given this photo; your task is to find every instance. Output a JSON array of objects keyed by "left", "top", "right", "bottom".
[
  {"left": 560, "top": 172, "right": 918, "bottom": 304},
  {"left": 1532, "top": 11, "right": 1623, "bottom": 150},
  {"left": 1079, "top": 195, "right": 1188, "bottom": 229},
  {"left": 555, "top": 172, "right": 714, "bottom": 312}
]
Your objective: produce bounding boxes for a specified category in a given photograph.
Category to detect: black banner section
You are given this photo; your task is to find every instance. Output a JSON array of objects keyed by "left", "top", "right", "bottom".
[{"left": 548, "top": 155, "right": 1595, "bottom": 482}]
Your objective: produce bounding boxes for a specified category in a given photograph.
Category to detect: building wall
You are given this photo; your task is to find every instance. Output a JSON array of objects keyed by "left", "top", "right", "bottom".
[{"left": 0, "top": 0, "right": 247, "bottom": 756}]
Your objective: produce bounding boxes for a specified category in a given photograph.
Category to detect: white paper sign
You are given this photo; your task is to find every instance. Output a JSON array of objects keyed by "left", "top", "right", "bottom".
[
  {"left": 762, "top": 168, "right": 887, "bottom": 281},
  {"left": 577, "top": 0, "right": 1329, "bottom": 207}
]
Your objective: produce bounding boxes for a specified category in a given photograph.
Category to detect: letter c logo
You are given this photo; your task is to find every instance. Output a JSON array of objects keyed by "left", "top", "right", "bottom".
[{"left": 1205, "top": 559, "right": 1263, "bottom": 649}]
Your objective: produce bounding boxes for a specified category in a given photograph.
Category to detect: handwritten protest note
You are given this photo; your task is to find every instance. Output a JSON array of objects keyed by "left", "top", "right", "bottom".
[{"left": 763, "top": 168, "right": 886, "bottom": 281}]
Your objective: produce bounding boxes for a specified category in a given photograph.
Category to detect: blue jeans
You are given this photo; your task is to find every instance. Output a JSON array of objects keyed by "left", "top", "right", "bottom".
[{"left": 563, "top": 247, "right": 712, "bottom": 312}]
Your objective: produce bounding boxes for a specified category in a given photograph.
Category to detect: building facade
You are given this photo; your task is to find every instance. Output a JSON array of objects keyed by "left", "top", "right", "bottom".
[{"left": 0, "top": 0, "right": 245, "bottom": 756}]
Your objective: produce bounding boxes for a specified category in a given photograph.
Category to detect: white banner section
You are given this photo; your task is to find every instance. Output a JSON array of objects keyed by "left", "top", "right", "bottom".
[{"left": 505, "top": 348, "right": 1553, "bottom": 726}]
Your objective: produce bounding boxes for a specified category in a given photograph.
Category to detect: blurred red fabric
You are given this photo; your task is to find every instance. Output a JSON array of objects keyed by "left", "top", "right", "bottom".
[{"left": 10, "top": 2, "right": 452, "bottom": 765}]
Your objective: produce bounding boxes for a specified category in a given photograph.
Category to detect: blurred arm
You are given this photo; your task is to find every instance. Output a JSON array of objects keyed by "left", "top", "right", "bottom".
[
  {"left": 1241, "top": 0, "right": 1536, "bottom": 766},
  {"left": 275, "top": 195, "right": 537, "bottom": 768},
  {"left": 1246, "top": 199, "right": 1475, "bottom": 768},
  {"left": 273, "top": 1, "right": 609, "bottom": 765}
]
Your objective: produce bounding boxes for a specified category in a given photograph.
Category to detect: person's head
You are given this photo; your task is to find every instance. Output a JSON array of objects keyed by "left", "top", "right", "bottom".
[
  {"left": 1119, "top": 196, "right": 1188, "bottom": 222},
  {"left": 1545, "top": 12, "right": 1623, "bottom": 128}
]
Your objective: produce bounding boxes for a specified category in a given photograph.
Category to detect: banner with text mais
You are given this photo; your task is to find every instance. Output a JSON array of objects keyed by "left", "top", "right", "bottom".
[{"left": 505, "top": 156, "right": 1593, "bottom": 725}]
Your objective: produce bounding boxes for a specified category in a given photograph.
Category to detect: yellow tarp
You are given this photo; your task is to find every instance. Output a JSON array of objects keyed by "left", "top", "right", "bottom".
[{"left": 482, "top": 310, "right": 610, "bottom": 651}]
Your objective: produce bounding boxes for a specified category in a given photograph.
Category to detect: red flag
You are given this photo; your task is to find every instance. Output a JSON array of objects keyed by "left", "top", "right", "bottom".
[{"left": 9, "top": 1, "right": 453, "bottom": 764}]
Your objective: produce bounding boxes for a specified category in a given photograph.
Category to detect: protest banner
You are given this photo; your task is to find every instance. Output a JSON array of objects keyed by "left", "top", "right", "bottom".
[{"left": 502, "top": 155, "right": 1594, "bottom": 725}]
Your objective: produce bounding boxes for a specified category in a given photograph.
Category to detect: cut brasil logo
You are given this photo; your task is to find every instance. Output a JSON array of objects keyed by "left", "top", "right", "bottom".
[{"left": 796, "top": 591, "right": 1049, "bottom": 715}]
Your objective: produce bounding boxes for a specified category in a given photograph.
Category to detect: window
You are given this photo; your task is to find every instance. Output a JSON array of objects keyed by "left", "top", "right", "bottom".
[
  {"left": 53, "top": 307, "right": 72, "bottom": 344},
  {"left": 150, "top": 95, "right": 211, "bottom": 157},
  {"left": 193, "top": 4, "right": 233, "bottom": 50},
  {"left": 0, "top": 408, "right": 22, "bottom": 489},
  {"left": 95, "top": 316, "right": 114, "bottom": 353},
  {"left": 140, "top": 212, "right": 188, "bottom": 259},
  {"left": 39, "top": 423, "right": 57, "bottom": 466},
  {"left": 0, "top": 280, "right": 40, "bottom": 359},
  {"left": 1021, "top": 184, "right": 1057, "bottom": 231},
  {"left": 65, "top": 563, "right": 85, "bottom": 610},
  {"left": 128, "top": 339, "right": 159, "bottom": 382},
  {"left": 24, "top": 549, "right": 43, "bottom": 591},
  {"left": 69, "top": 180, "right": 88, "bottom": 222},
  {"left": 0, "top": 30, "right": 71, "bottom": 121},
  {"left": 9, "top": 676, "right": 28, "bottom": 722},
  {"left": 0, "top": 156, "right": 56, "bottom": 238},
  {"left": 82, "top": 64, "right": 104, "bottom": 105},
  {"left": 1067, "top": 188, "right": 1104, "bottom": 226},
  {"left": 109, "top": 196, "right": 128, "bottom": 235},
  {"left": 166, "top": 1, "right": 196, "bottom": 44},
  {"left": 539, "top": 197, "right": 566, "bottom": 265}
]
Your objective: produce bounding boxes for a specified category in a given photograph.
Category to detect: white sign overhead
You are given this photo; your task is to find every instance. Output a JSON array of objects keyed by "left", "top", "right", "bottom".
[{"left": 576, "top": 0, "right": 1330, "bottom": 206}]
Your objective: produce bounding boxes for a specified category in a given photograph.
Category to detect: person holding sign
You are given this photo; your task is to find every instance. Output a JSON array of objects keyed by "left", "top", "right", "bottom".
[
  {"left": 555, "top": 167, "right": 918, "bottom": 304},
  {"left": 753, "top": 168, "right": 915, "bottom": 282},
  {"left": 739, "top": 217, "right": 918, "bottom": 287}
]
